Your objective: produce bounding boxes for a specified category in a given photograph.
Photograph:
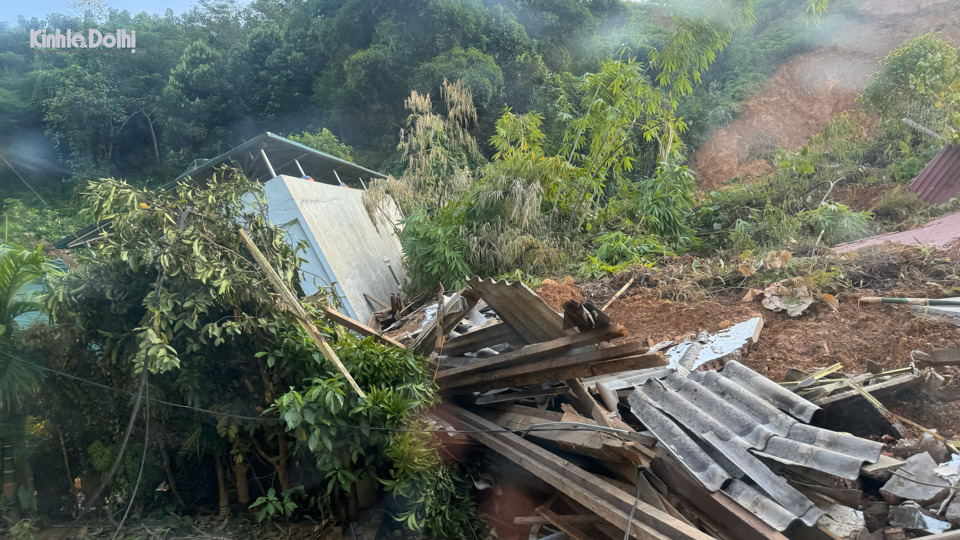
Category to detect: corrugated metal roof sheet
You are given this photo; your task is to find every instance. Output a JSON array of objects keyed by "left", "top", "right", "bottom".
[
  {"left": 833, "top": 210, "right": 960, "bottom": 252},
  {"left": 627, "top": 361, "right": 884, "bottom": 532},
  {"left": 910, "top": 145, "right": 960, "bottom": 204}
]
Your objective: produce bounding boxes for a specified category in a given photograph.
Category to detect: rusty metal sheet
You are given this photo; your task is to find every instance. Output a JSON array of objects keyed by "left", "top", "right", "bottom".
[
  {"left": 910, "top": 145, "right": 960, "bottom": 204},
  {"left": 834, "top": 210, "right": 960, "bottom": 252}
]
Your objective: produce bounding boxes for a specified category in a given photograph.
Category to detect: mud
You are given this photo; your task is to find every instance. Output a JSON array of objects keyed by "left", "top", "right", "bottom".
[{"left": 691, "top": 0, "right": 960, "bottom": 187}]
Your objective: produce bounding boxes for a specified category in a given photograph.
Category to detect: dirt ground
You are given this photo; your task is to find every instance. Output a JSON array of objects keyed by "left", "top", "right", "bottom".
[
  {"left": 690, "top": 0, "right": 960, "bottom": 187},
  {"left": 536, "top": 249, "right": 960, "bottom": 437}
]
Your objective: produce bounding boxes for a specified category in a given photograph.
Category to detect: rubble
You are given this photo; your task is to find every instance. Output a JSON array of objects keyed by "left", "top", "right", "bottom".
[
  {"left": 880, "top": 452, "right": 951, "bottom": 506},
  {"left": 372, "top": 272, "right": 960, "bottom": 539}
]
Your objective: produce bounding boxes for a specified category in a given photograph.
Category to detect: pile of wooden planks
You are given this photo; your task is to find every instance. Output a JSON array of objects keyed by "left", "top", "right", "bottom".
[
  {"left": 393, "top": 278, "right": 773, "bottom": 540},
  {"left": 326, "top": 278, "right": 824, "bottom": 539}
]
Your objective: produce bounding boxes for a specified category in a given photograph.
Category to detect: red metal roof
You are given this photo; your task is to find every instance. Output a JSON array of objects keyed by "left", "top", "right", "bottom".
[
  {"left": 834, "top": 210, "right": 960, "bottom": 252},
  {"left": 910, "top": 145, "right": 960, "bottom": 204}
]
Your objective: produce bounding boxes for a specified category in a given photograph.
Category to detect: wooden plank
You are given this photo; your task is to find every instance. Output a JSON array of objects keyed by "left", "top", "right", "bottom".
[
  {"left": 436, "top": 324, "right": 627, "bottom": 383},
  {"left": 443, "top": 322, "right": 525, "bottom": 356},
  {"left": 812, "top": 373, "right": 922, "bottom": 406},
  {"left": 474, "top": 386, "right": 568, "bottom": 405},
  {"left": 437, "top": 405, "right": 711, "bottom": 540},
  {"left": 446, "top": 353, "right": 665, "bottom": 395},
  {"left": 514, "top": 514, "right": 603, "bottom": 526},
  {"left": 441, "top": 341, "right": 654, "bottom": 391},
  {"left": 477, "top": 407, "right": 632, "bottom": 463},
  {"left": 322, "top": 307, "right": 406, "bottom": 348},
  {"left": 238, "top": 229, "right": 364, "bottom": 397},
  {"left": 363, "top": 293, "right": 390, "bottom": 310},
  {"left": 41, "top": 239, "right": 79, "bottom": 269},
  {"left": 568, "top": 377, "right": 618, "bottom": 429},
  {"left": 536, "top": 506, "right": 594, "bottom": 540}
]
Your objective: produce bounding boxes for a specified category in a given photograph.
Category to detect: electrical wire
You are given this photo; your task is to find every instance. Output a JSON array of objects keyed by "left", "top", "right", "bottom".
[
  {"left": 623, "top": 466, "right": 643, "bottom": 540},
  {"left": 112, "top": 385, "right": 148, "bottom": 540},
  {"left": 35, "top": 362, "right": 637, "bottom": 439}
]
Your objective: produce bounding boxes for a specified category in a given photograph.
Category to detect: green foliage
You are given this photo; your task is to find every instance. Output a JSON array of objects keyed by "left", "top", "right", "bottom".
[
  {"left": 0, "top": 245, "right": 51, "bottom": 337},
  {"left": 395, "top": 467, "right": 486, "bottom": 538},
  {"left": 249, "top": 486, "right": 300, "bottom": 523},
  {"left": 287, "top": 129, "right": 355, "bottom": 162},
  {"left": 862, "top": 33, "right": 960, "bottom": 122},
  {"left": 798, "top": 203, "right": 873, "bottom": 245},
  {"left": 397, "top": 207, "right": 473, "bottom": 296},
  {"left": 630, "top": 160, "right": 699, "bottom": 249},
  {"left": 413, "top": 48, "right": 505, "bottom": 110},
  {"left": 1, "top": 199, "right": 85, "bottom": 248},
  {"left": 870, "top": 185, "right": 928, "bottom": 225},
  {"left": 9, "top": 518, "right": 36, "bottom": 540},
  {"left": 270, "top": 334, "right": 482, "bottom": 536},
  {"left": 578, "top": 231, "right": 666, "bottom": 279}
]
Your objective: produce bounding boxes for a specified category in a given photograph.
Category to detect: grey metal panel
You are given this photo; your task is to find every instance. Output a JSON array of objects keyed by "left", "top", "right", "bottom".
[
  {"left": 754, "top": 436, "right": 868, "bottom": 481},
  {"left": 627, "top": 391, "right": 731, "bottom": 492},
  {"left": 625, "top": 360, "right": 883, "bottom": 532},
  {"left": 466, "top": 277, "right": 566, "bottom": 344},
  {"left": 638, "top": 379, "right": 818, "bottom": 522},
  {"left": 786, "top": 423, "right": 883, "bottom": 465},
  {"left": 723, "top": 479, "right": 810, "bottom": 532},
  {"left": 720, "top": 361, "right": 820, "bottom": 422},
  {"left": 690, "top": 370, "right": 795, "bottom": 437},
  {"left": 661, "top": 372, "right": 775, "bottom": 449}
]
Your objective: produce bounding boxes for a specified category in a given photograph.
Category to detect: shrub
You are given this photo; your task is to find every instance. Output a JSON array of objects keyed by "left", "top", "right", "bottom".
[
  {"left": 798, "top": 203, "right": 873, "bottom": 245},
  {"left": 870, "top": 185, "right": 927, "bottom": 225}
]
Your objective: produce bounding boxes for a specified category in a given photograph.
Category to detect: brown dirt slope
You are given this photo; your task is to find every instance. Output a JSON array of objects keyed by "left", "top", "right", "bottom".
[{"left": 691, "top": 0, "right": 960, "bottom": 188}]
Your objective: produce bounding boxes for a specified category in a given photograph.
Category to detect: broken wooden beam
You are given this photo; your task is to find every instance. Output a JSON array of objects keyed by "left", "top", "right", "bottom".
[
  {"left": 322, "top": 307, "right": 406, "bottom": 349},
  {"left": 513, "top": 514, "right": 603, "bottom": 526},
  {"left": 442, "top": 322, "right": 526, "bottom": 357},
  {"left": 435, "top": 324, "right": 627, "bottom": 384},
  {"left": 238, "top": 228, "right": 364, "bottom": 397},
  {"left": 441, "top": 342, "right": 664, "bottom": 394},
  {"left": 476, "top": 404, "right": 650, "bottom": 466},
  {"left": 536, "top": 506, "right": 594, "bottom": 540},
  {"left": 436, "top": 404, "right": 713, "bottom": 540}
]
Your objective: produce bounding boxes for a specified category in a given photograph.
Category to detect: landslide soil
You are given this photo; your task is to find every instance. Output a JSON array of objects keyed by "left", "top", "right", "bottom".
[
  {"left": 536, "top": 250, "right": 960, "bottom": 436},
  {"left": 691, "top": 0, "right": 960, "bottom": 187}
]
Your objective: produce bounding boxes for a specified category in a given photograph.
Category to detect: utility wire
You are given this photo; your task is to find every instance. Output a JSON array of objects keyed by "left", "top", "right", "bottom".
[
  {"left": 112, "top": 386, "right": 148, "bottom": 540},
  {"left": 36, "top": 362, "right": 637, "bottom": 439},
  {"left": 623, "top": 466, "right": 643, "bottom": 540}
]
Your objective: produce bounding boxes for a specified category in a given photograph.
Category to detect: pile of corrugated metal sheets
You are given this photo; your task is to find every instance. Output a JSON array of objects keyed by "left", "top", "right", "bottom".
[{"left": 628, "top": 361, "right": 885, "bottom": 531}]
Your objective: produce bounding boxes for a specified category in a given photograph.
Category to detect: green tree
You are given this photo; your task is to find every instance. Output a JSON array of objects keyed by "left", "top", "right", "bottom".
[
  {"left": 288, "top": 129, "right": 355, "bottom": 162},
  {"left": 862, "top": 33, "right": 960, "bottom": 127},
  {"left": 0, "top": 245, "right": 54, "bottom": 521}
]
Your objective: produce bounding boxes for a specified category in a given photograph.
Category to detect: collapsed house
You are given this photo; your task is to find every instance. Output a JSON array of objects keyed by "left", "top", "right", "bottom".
[
  {"left": 56, "top": 132, "right": 406, "bottom": 325},
  {"left": 335, "top": 275, "right": 960, "bottom": 540}
]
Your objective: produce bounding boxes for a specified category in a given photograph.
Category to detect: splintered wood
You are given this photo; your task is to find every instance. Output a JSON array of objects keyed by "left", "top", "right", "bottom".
[{"left": 404, "top": 277, "right": 710, "bottom": 538}]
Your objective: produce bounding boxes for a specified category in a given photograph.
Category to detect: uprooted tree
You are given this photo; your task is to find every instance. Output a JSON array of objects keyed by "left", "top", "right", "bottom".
[{"left": 33, "top": 171, "right": 481, "bottom": 535}]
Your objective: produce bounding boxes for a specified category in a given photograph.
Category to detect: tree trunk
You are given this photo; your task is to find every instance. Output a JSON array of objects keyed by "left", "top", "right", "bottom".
[
  {"left": 2, "top": 439, "right": 20, "bottom": 522},
  {"left": 107, "top": 121, "right": 114, "bottom": 168},
  {"left": 216, "top": 459, "right": 230, "bottom": 518},
  {"left": 233, "top": 459, "right": 250, "bottom": 506},
  {"left": 158, "top": 441, "right": 185, "bottom": 508},
  {"left": 144, "top": 111, "right": 160, "bottom": 162},
  {"left": 275, "top": 432, "right": 290, "bottom": 491}
]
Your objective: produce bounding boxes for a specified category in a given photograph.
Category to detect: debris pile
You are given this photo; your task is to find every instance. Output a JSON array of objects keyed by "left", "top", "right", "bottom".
[{"left": 342, "top": 275, "right": 960, "bottom": 539}]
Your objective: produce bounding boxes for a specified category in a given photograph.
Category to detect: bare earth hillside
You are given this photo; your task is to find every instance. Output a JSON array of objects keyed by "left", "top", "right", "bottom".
[{"left": 691, "top": 0, "right": 960, "bottom": 187}]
